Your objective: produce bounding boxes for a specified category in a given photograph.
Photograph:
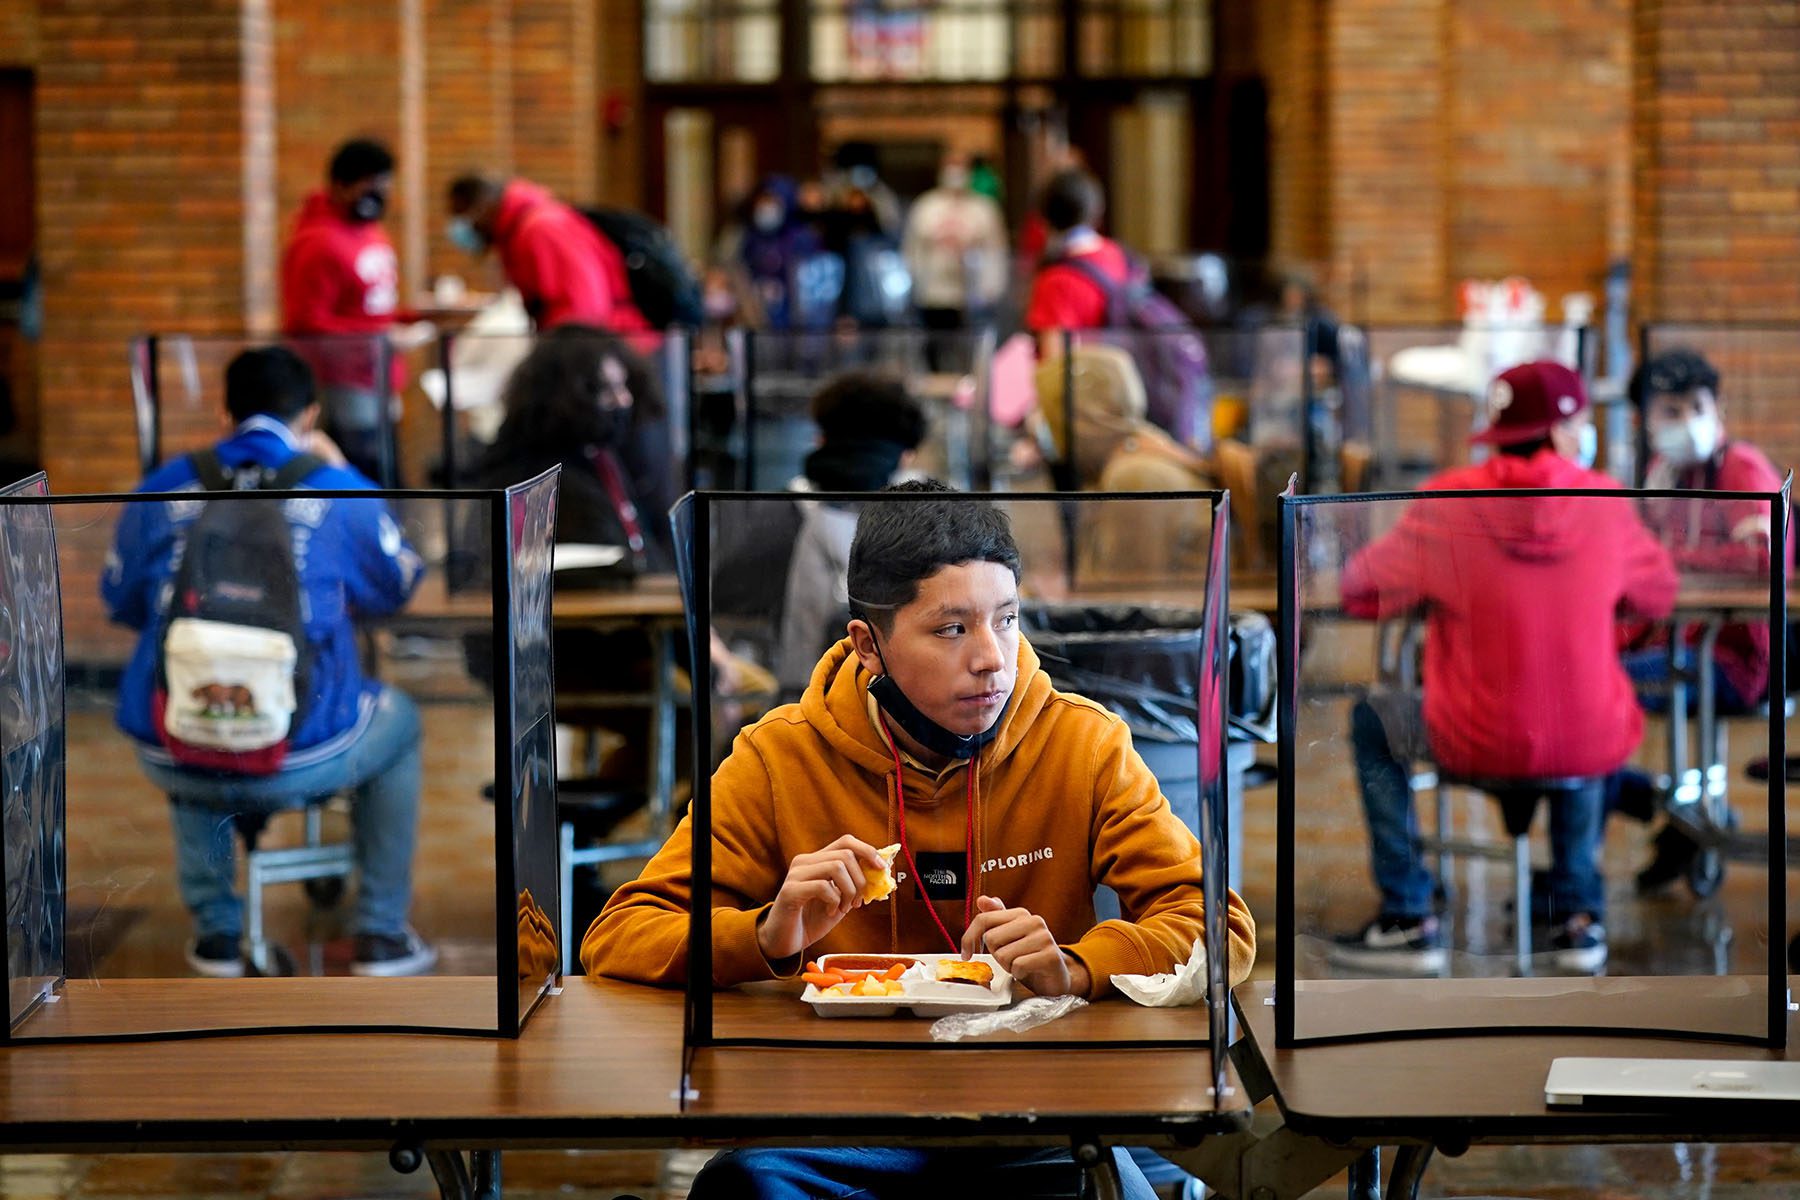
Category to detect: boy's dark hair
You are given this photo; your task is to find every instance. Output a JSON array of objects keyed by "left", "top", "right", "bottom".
[
  {"left": 847, "top": 480, "right": 1021, "bottom": 631},
  {"left": 1630, "top": 348, "right": 1721, "bottom": 411},
  {"left": 811, "top": 371, "right": 928, "bottom": 450},
  {"left": 448, "top": 174, "right": 503, "bottom": 213},
  {"left": 1040, "top": 168, "right": 1103, "bottom": 233},
  {"left": 225, "top": 347, "right": 316, "bottom": 425},
  {"left": 329, "top": 139, "right": 395, "bottom": 187}
]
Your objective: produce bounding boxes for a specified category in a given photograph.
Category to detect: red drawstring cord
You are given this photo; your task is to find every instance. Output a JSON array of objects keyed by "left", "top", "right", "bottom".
[{"left": 877, "top": 712, "right": 977, "bottom": 955}]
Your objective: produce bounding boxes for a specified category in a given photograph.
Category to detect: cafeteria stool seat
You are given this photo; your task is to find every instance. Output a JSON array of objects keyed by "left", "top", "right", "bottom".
[{"left": 1430, "top": 773, "right": 1605, "bottom": 975}]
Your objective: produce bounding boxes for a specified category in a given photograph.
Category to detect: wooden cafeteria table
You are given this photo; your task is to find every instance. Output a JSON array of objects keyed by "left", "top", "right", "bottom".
[
  {"left": 0, "top": 976, "right": 1247, "bottom": 1199},
  {"left": 1222, "top": 978, "right": 1800, "bottom": 1200}
]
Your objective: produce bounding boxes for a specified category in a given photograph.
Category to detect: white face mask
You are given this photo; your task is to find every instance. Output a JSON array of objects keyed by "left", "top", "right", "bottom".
[
  {"left": 1652, "top": 415, "right": 1720, "bottom": 467},
  {"left": 752, "top": 202, "right": 783, "bottom": 233},
  {"left": 1575, "top": 422, "right": 1597, "bottom": 470}
]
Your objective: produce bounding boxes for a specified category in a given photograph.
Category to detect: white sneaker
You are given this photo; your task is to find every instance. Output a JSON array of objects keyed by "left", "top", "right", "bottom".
[
  {"left": 185, "top": 934, "right": 246, "bottom": 979},
  {"left": 1327, "top": 915, "right": 1447, "bottom": 974}
]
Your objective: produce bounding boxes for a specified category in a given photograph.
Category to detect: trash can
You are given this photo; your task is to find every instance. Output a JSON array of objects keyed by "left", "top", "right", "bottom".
[{"left": 1021, "top": 603, "right": 1246, "bottom": 910}]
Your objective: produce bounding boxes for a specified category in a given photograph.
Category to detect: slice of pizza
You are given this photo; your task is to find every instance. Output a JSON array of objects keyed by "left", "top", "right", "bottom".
[{"left": 859, "top": 843, "right": 901, "bottom": 903}]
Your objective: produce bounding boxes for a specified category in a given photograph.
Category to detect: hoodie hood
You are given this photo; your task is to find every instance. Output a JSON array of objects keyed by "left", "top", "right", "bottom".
[
  {"left": 1425, "top": 448, "right": 1617, "bottom": 564},
  {"left": 294, "top": 190, "right": 342, "bottom": 232},
  {"left": 493, "top": 180, "right": 558, "bottom": 242},
  {"left": 798, "top": 635, "right": 1051, "bottom": 779}
]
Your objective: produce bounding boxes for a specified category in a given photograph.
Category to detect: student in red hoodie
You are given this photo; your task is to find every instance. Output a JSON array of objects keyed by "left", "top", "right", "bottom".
[
  {"left": 1329, "top": 362, "right": 1679, "bottom": 975},
  {"left": 281, "top": 139, "right": 413, "bottom": 483},
  {"left": 1023, "top": 167, "right": 1129, "bottom": 342},
  {"left": 444, "top": 175, "right": 651, "bottom": 336}
]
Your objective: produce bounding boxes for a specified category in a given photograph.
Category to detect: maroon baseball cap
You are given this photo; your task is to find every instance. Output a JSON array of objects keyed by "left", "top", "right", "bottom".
[{"left": 1471, "top": 360, "right": 1590, "bottom": 445}]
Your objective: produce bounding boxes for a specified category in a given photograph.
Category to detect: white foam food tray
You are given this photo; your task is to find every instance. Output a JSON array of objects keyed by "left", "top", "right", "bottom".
[{"left": 802, "top": 952, "right": 1014, "bottom": 1018}]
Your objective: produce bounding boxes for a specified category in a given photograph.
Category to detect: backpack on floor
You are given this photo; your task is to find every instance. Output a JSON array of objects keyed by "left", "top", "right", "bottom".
[
  {"left": 152, "top": 449, "right": 321, "bottom": 775},
  {"left": 1049, "top": 253, "right": 1213, "bottom": 448},
  {"left": 581, "top": 206, "right": 705, "bottom": 328}
]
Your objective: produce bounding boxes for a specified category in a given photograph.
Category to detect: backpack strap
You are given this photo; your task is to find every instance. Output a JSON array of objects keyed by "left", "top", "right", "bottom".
[
  {"left": 188, "top": 448, "right": 234, "bottom": 492},
  {"left": 267, "top": 452, "right": 326, "bottom": 491}
]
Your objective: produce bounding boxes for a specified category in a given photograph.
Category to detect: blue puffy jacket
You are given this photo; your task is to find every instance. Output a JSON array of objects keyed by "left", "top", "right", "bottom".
[{"left": 103, "top": 416, "right": 425, "bottom": 765}]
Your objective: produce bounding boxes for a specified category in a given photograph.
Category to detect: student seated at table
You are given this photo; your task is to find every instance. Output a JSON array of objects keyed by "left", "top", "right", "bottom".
[
  {"left": 472, "top": 323, "right": 676, "bottom": 572},
  {"left": 1612, "top": 347, "right": 1790, "bottom": 887},
  {"left": 585, "top": 480, "right": 1255, "bottom": 1200},
  {"left": 712, "top": 369, "right": 929, "bottom": 696},
  {"left": 1330, "top": 362, "right": 1678, "bottom": 975},
  {"left": 103, "top": 347, "right": 433, "bottom": 978}
]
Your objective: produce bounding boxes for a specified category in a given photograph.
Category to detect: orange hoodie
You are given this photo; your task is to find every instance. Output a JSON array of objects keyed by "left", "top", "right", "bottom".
[{"left": 582, "top": 636, "right": 1257, "bottom": 995}]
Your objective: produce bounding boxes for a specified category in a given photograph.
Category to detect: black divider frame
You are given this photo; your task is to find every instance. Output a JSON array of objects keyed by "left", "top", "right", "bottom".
[
  {"left": 1273, "top": 477, "right": 1791, "bottom": 1050},
  {"left": 0, "top": 474, "right": 60, "bottom": 1037},
  {"left": 673, "top": 490, "right": 1233, "bottom": 1094},
  {"left": 0, "top": 470, "right": 562, "bottom": 1043}
]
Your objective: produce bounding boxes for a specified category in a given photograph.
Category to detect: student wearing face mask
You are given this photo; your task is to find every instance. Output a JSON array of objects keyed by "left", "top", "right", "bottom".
[
  {"left": 587, "top": 479, "right": 1254, "bottom": 1199},
  {"left": 1329, "top": 362, "right": 1679, "bottom": 975},
  {"left": 736, "top": 177, "right": 832, "bottom": 331},
  {"left": 444, "top": 175, "right": 651, "bottom": 338},
  {"left": 1610, "top": 349, "right": 1790, "bottom": 888},
  {"left": 902, "top": 151, "right": 1009, "bottom": 338},
  {"left": 281, "top": 139, "right": 420, "bottom": 482}
]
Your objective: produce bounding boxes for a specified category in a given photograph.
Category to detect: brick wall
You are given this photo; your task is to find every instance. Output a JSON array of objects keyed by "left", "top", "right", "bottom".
[
  {"left": 424, "top": 0, "right": 513, "bottom": 287},
  {"left": 271, "top": 0, "right": 408, "bottom": 296},
  {"left": 1325, "top": 0, "right": 1450, "bottom": 322},
  {"left": 511, "top": 0, "right": 596, "bottom": 201},
  {"left": 35, "top": 0, "right": 277, "bottom": 494},
  {"left": 1633, "top": 0, "right": 1800, "bottom": 323},
  {"left": 0, "top": 0, "right": 36, "bottom": 62},
  {"left": 1447, "top": 0, "right": 1631, "bottom": 313},
  {"left": 1259, "top": 0, "right": 1630, "bottom": 324},
  {"left": 1258, "top": 0, "right": 1327, "bottom": 277}
]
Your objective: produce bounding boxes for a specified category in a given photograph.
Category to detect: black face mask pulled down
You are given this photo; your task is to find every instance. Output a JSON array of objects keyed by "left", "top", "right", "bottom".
[
  {"left": 864, "top": 628, "right": 1005, "bottom": 762},
  {"left": 804, "top": 437, "right": 906, "bottom": 492},
  {"left": 349, "top": 190, "right": 387, "bottom": 223}
]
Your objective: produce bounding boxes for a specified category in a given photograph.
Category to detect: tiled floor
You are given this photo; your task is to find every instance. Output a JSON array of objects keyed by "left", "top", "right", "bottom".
[{"left": 9, "top": 630, "right": 1797, "bottom": 1198}]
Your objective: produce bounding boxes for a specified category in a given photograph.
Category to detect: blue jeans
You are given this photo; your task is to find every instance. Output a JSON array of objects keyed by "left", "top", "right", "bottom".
[
  {"left": 140, "top": 687, "right": 422, "bottom": 941},
  {"left": 1351, "top": 698, "right": 1607, "bottom": 921},
  {"left": 1621, "top": 645, "right": 1750, "bottom": 716},
  {"left": 690, "top": 1146, "right": 1157, "bottom": 1200},
  {"left": 321, "top": 385, "right": 389, "bottom": 484}
]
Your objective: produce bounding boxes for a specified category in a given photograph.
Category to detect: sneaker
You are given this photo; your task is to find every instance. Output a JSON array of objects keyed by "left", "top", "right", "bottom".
[
  {"left": 185, "top": 933, "right": 245, "bottom": 979},
  {"left": 1327, "top": 915, "right": 1446, "bottom": 974},
  {"left": 351, "top": 927, "right": 438, "bottom": 977},
  {"left": 1549, "top": 914, "right": 1608, "bottom": 974}
]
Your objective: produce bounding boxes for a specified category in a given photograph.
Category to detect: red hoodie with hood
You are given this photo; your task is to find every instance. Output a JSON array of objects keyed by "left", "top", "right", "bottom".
[
  {"left": 281, "top": 191, "right": 409, "bottom": 391},
  {"left": 1342, "top": 449, "right": 1680, "bottom": 779},
  {"left": 491, "top": 181, "right": 651, "bottom": 334}
]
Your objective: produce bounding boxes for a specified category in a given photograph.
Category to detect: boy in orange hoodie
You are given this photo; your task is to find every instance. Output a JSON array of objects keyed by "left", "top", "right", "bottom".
[{"left": 585, "top": 480, "right": 1254, "bottom": 1199}]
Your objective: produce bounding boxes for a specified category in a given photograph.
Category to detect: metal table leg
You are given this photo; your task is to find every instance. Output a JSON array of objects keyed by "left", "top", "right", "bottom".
[
  {"left": 1347, "top": 1147, "right": 1381, "bottom": 1200},
  {"left": 1386, "top": 1145, "right": 1434, "bottom": 1200}
]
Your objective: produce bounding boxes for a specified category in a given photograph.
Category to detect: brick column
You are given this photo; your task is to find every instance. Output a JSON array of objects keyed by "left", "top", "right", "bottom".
[
  {"left": 1633, "top": 0, "right": 1800, "bottom": 322},
  {"left": 36, "top": 0, "right": 279, "bottom": 492},
  {"left": 272, "top": 0, "right": 411, "bottom": 292},
  {"left": 424, "top": 0, "right": 513, "bottom": 287},
  {"left": 595, "top": 0, "right": 644, "bottom": 211},
  {"left": 1325, "top": 0, "right": 1450, "bottom": 323},
  {"left": 511, "top": 0, "right": 597, "bottom": 201}
]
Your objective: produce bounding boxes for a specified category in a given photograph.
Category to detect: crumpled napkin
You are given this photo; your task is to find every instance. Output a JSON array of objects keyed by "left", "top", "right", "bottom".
[
  {"left": 929, "top": 995, "right": 1088, "bottom": 1041},
  {"left": 1111, "top": 938, "right": 1208, "bottom": 1007}
]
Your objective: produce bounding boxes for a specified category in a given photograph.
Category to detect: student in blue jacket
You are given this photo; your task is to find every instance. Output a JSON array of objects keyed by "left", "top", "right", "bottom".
[{"left": 104, "top": 346, "right": 433, "bottom": 978}]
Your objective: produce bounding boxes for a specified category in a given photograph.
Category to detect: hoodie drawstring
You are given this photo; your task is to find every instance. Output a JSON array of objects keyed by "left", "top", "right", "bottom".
[{"left": 878, "top": 712, "right": 977, "bottom": 955}]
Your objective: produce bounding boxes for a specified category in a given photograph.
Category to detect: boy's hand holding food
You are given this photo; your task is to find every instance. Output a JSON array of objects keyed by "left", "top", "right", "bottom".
[
  {"left": 756, "top": 836, "right": 896, "bottom": 964},
  {"left": 959, "top": 895, "right": 1090, "bottom": 998}
]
